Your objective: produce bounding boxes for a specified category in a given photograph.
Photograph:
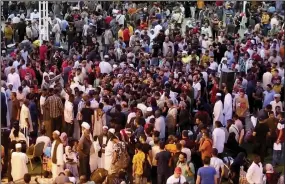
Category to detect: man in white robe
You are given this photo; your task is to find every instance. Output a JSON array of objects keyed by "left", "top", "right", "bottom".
[
  {"left": 223, "top": 87, "right": 233, "bottom": 123},
  {"left": 104, "top": 128, "right": 115, "bottom": 171},
  {"left": 51, "top": 130, "right": 64, "bottom": 179},
  {"left": 11, "top": 143, "right": 28, "bottom": 181},
  {"left": 94, "top": 126, "right": 109, "bottom": 169},
  {"left": 213, "top": 93, "right": 224, "bottom": 126},
  {"left": 7, "top": 67, "right": 21, "bottom": 91}
]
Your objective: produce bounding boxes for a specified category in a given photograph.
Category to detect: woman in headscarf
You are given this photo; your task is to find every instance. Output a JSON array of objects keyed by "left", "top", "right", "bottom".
[
  {"left": 229, "top": 152, "right": 246, "bottom": 184},
  {"left": 63, "top": 146, "right": 79, "bottom": 178},
  {"left": 60, "top": 132, "right": 69, "bottom": 147}
]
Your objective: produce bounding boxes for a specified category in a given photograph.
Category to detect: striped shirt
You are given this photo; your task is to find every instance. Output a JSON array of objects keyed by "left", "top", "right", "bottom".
[{"left": 44, "top": 94, "right": 63, "bottom": 118}]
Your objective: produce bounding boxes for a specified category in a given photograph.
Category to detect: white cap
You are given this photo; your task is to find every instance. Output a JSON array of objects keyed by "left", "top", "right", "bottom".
[
  {"left": 103, "top": 126, "right": 108, "bottom": 130},
  {"left": 216, "top": 93, "right": 222, "bottom": 97},
  {"left": 49, "top": 72, "right": 55, "bottom": 76},
  {"left": 34, "top": 9, "right": 37, "bottom": 12},
  {"left": 81, "top": 122, "right": 90, "bottom": 130},
  {"left": 146, "top": 107, "right": 153, "bottom": 112},
  {"left": 222, "top": 57, "right": 227, "bottom": 61},
  {"left": 53, "top": 130, "right": 60, "bottom": 135},
  {"left": 182, "top": 51, "right": 187, "bottom": 54},
  {"left": 104, "top": 55, "right": 109, "bottom": 59},
  {"left": 129, "top": 64, "right": 134, "bottom": 68},
  {"left": 15, "top": 143, "right": 22, "bottom": 149},
  {"left": 274, "top": 94, "right": 281, "bottom": 98},
  {"left": 113, "top": 64, "right": 118, "bottom": 68},
  {"left": 7, "top": 83, "right": 13, "bottom": 86},
  {"left": 108, "top": 128, "right": 115, "bottom": 134}
]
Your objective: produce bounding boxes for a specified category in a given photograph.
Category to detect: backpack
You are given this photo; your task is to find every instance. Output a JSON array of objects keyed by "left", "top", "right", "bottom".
[
  {"left": 115, "top": 143, "right": 130, "bottom": 169},
  {"left": 142, "top": 153, "right": 151, "bottom": 178}
]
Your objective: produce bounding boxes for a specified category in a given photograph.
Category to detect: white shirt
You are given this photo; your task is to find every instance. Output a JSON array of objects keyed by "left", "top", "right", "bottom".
[
  {"left": 36, "top": 135, "right": 51, "bottom": 152},
  {"left": 155, "top": 116, "right": 165, "bottom": 139},
  {"left": 151, "top": 145, "right": 160, "bottom": 166},
  {"left": 181, "top": 147, "right": 191, "bottom": 162},
  {"left": 127, "top": 112, "right": 136, "bottom": 124},
  {"left": 210, "top": 157, "right": 224, "bottom": 178},
  {"left": 116, "top": 14, "right": 125, "bottom": 26},
  {"left": 19, "top": 104, "right": 33, "bottom": 132},
  {"left": 30, "top": 12, "right": 40, "bottom": 20},
  {"left": 39, "top": 96, "right": 46, "bottom": 115},
  {"left": 154, "top": 24, "right": 163, "bottom": 36},
  {"left": 262, "top": 72, "right": 273, "bottom": 89},
  {"left": 7, "top": 72, "right": 21, "bottom": 91},
  {"left": 270, "top": 100, "right": 283, "bottom": 116},
  {"left": 99, "top": 61, "right": 112, "bottom": 74},
  {"left": 64, "top": 100, "right": 74, "bottom": 123},
  {"left": 212, "top": 128, "right": 225, "bottom": 153},
  {"left": 246, "top": 162, "right": 263, "bottom": 184},
  {"left": 193, "top": 82, "right": 201, "bottom": 100},
  {"left": 209, "top": 62, "right": 218, "bottom": 71},
  {"left": 12, "top": 16, "right": 20, "bottom": 24},
  {"left": 166, "top": 175, "right": 186, "bottom": 184}
]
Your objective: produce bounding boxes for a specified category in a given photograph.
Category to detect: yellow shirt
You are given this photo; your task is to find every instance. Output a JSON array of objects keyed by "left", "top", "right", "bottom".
[
  {"left": 261, "top": 13, "right": 270, "bottom": 24},
  {"left": 165, "top": 144, "right": 177, "bottom": 155},
  {"left": 182, "top": 56, "right": 191, "bottom": 64},
  {"left": 132, "top": 151, "right": 145, "bottom": 175},
  {"left": 118, "top": 29, "right": 123, "bottom": 39},
  {"left": 200, "top": 55, "right": 210, "bottom": 65},
  {"left": 273, "top": 85, "right": 282, "bottom": 94},
  {"left": 4, "top": 26, "right": 13, "bottom": 40},
  {"left": 128, "top": 25, "right": 134, "bottom": 35},
  {"left": 197, "top": 0, "right": 205, "bottom": 9}
]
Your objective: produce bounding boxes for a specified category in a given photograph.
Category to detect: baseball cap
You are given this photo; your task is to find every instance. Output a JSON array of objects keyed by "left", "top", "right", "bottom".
[{"left": 174, "top": 167, "right": 182, "bottom": 174}]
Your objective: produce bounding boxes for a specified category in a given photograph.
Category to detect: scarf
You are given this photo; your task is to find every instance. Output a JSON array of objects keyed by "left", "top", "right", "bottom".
[{"left": 52, "top": 139, "right": 61, "bottom": 164}]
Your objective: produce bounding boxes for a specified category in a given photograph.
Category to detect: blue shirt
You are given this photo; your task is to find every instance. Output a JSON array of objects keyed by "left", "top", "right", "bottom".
[
  {"left": 197, "top": 166, "right": 216, "bottom": 184},
  {"left": 263, "top": 90, "right": 275, "bottom": 108}
]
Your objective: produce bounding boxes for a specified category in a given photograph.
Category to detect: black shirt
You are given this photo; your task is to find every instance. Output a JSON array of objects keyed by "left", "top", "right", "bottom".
[
  {"left": 81, "top": 107, "right": 94, "bottom": 125},
  {"left": 156, "top": 150, "right": 172, "bottom": 175},
  {"left": 254, "top": 122, "right": 270, "bottom": 142}
]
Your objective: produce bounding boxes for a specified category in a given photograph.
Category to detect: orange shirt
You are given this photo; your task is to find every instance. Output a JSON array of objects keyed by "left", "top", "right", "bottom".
[{"left": 199, "top": 139, "right": 213, "bottom": 160}]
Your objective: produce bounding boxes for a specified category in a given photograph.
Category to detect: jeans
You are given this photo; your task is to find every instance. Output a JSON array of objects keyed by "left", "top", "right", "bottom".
[
  {"left": 157, "top": 173, "right": 169, "bottom": 184},
  {"left": 272, "top": 142, "right": 284, "bottom": 166}
]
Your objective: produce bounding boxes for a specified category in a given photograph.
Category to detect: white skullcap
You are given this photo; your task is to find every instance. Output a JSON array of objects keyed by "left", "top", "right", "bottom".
[
  {"left": 103, "top": 126, "right": 108, "bottom": 130},
  {"left": 182, "top": 51, "right": 187, "bottom": 54},
  {"left": 113, "top": 64, "right": 118, "bottom": 68},
  {"left": 146, "top": 107, "right": 153, "bottom": 112},
  {"left": 34, "top": 9, "right": 37, "bottom": 12},
  {"left": 7, "top": 83, "right": 13, "bottom": 86},
  {"left": 49, "top": 72, "right": 55, "bottom": 76},
  {"left": 222, "top": 57, "right": 227, "bottom": 61},
  {"left": 216, "top": 93, "right": 222, "bottom": 97},
  {"left": 104, "top": 55, "right": 109, "bottom": 59},
  {"left": 108, "top": 128, "right": 115, "bottom": 134},
  {"left": 81, "top": 122, "right": 90, "bottom": 130},
  {"left": 53, "top": 130, "right": 60, "bottom": 135},
  {"left": 274, "top": 94, "right": 281, "bottom": 98},
  {"left": 129, "top": 64, "right": 134, "bottom": 68},
  {"left": 15, "top": 143, "right": 22, "bottom": 149}
]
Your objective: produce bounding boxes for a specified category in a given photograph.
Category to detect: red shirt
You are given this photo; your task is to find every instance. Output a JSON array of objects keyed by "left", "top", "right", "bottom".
[
  {"left": 105, "top": 16, "right": 112, "bottom": 25},
  {"left": 123, "top": 28, "right": 130, "bottom": 41},
  {"left": 39, "top": 45, "right": 48, "bottom": 61},
  {"left": 20, "top": 67, "right": 36, "bottom": 80},
  {"left": 216, "top": 1, "right": 223, "bottom": 6}
]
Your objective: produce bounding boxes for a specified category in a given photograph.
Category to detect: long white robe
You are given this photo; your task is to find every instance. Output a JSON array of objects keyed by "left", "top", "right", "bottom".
[
  {"left": 11, "top": 152, "right": 28, "bottom": 181},
  {"left": 51, "top": 141, "right": 64, "bottom": 179},
  {"left": 223, "top": 93, "right": 233, "bottom": 123},
  {"left": 104, "top": 140, "right": 114, "bottom": 171},
  {"left": 213, "top": 100, "right": 224, "bottom": 126},
  {"left": 95, "top": 136, "right": 108, "bottom": 169}
]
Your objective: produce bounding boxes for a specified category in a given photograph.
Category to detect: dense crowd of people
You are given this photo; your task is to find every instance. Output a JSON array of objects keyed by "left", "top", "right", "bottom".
[{"left": 1, "top": 1, "right": 285, "bottom": 184}]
